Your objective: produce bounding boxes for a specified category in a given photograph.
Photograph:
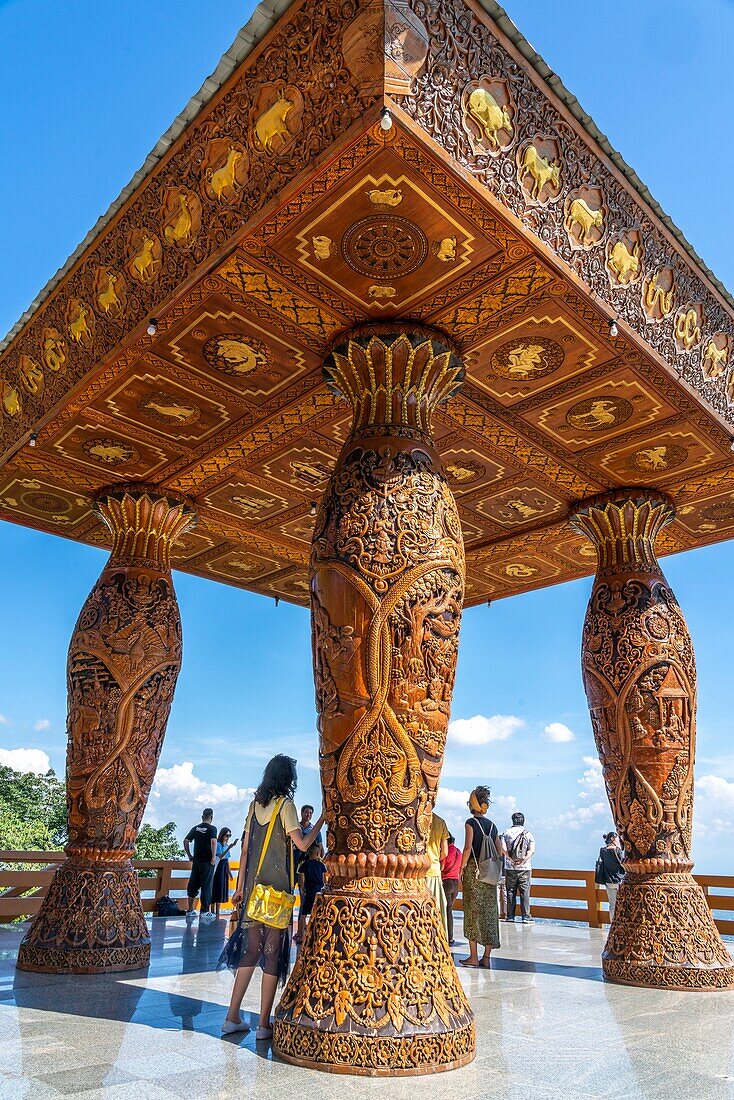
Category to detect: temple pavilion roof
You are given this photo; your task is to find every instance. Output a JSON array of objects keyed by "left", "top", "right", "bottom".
[{"left": 1, "top": 0, "right": 733, "bottom": 605}]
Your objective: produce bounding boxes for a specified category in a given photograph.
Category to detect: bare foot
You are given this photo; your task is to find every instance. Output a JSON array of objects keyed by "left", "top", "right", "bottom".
[
  {"left": 459, "top": 957, "right": 480, "bottom": 968},
  {"left": 480, "top": 955, "right": 492, "bottom": 968}
]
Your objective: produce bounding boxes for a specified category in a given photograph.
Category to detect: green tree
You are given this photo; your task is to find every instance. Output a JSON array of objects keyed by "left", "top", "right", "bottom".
[
  {"left": 0, "top": 765, "right": 67, "bottom": 853},
  {"left": 135, "top": 822, "right": 184, "bottom": 862}
]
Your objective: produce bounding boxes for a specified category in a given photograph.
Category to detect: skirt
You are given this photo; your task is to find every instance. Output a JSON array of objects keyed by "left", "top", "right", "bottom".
[
  {"left": 462, "top": 864, "right": 500, "bottom": 949},
  {"left": 218, "top": 915, "right": 291, "bottom": 986},
  {"left": 211, "top": 858, "right": 231, "bottom": 904}
]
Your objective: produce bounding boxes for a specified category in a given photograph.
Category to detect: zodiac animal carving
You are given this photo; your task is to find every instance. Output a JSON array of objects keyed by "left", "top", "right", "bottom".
[
  {"left": 69, "top": 307, "right": 92, "bottom": 344},
  {"left": 98, "top": 275, "right": 121, "bottom": 314},
  {"left": 675, "top": 308, "right": 702, "bottom": 351},
  {"left": 254, "top": 94, "right": 295, "bottom": 153},
  {"left": 434, "top": 236, "right": 457, "bottom": 262},
  {"left": 609, "top": 240, "right": 641, "bottom": 284},
  {"left": 565, "top": 198, "right": 604, "bottom": 245},
  {"left": 207, "top": 148, "right": 242, "bottom": 202},
  {"left": 644, "top": 272, "right": 675, "bottom": 318},
  {"left": 131, "top": 238, "right": 158, "bottom": 282},
  {"left": 312, "top": 235, "right": 332, "bottom": 260},
  {"left": 368, "top": 285, "right": 397, "bottom": 299},
  {"left": 43, "top": 333, "right": 67, "bottom": 372},
  {"left": 467, "top": 87, "right": 513, "bottom": 149},
  {"left": 521, "top": 145, "right": 561, "bottom": 199},
  {"left": 366, "top": 188, "right": 403, "bottom": 207},
  {"left": 702, "top": 339, "right": 728, "bottom": 379},
  {"left": 164, "top": 194, "right": 193, "bottom": 245}
]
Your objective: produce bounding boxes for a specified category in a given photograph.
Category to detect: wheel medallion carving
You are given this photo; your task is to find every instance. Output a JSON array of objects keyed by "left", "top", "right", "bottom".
[{"left": 341, "top": 216, "right": 428, "bottom": 278}]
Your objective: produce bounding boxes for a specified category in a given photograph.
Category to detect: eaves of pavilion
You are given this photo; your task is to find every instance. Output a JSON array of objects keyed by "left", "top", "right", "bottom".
[{"left": 1, "top": 0, "right": 733, "bottom": 607}]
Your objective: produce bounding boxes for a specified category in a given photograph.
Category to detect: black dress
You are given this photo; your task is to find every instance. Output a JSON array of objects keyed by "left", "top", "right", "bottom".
[{"left": 212, "top": 843, "right": 233, "bottom": 904}]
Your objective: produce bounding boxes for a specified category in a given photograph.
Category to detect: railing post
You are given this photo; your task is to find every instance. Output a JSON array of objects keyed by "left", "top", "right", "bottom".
[{"left": 585, "top": 872, "right": 600, "bottom": 928}]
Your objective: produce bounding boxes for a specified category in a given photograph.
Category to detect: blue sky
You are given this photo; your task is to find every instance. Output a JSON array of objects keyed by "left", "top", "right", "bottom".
[{"left": 1, "top": 0, "right": 733, "bottom": 871}]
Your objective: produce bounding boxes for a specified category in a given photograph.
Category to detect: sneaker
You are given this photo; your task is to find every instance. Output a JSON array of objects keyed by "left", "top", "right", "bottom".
[
  {"left": 522, "top": 917, "right": 534, "bottom": 924},
  {"left": 256, "top": 1025, "right": 273, "bottom": 1041},
  {"left": 502, "top": 917, "right": 515, "bottom": 922},
  {"left": 221, "top": 1018, "right": 250, "bottom": 1036},
  {"left": 200, "top": 911, "right": 216, "bottom": 924}
]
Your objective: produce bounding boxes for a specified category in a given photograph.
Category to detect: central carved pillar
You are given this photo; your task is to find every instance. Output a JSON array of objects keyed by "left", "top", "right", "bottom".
[
  {"left": 17, "top": 483, "right": 196, "bottom": 974},
  {"left": 571, "top": 489, "right": 734, "bottom": 990},
  {"left": 274, "top": 325, "right": 474, "bottom": 1074}
]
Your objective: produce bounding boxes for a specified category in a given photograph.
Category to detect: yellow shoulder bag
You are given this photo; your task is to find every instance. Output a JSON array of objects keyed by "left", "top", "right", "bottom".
[{"left": 246, "top": 797, "right": 295, "bottom": 929}]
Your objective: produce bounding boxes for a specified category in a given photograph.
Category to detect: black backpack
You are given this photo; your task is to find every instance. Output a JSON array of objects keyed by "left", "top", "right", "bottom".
[
  {"left": 156, "top": 894, "right": 182, "bottom": 917},
  {"left": 507, "top": 830, "right": 531, "bottom": 861}
]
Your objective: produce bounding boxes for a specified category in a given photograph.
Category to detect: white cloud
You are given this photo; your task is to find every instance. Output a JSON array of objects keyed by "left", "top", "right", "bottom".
[
  {"left": 34, "top": 719, "right": 51, "bottom": 732},
  {"left": 145, "top": 761, "right": 255, "bottom": 840},
  {"left": 448, "top": 714, "right": 524, "bottom": 746},
  {"left": 435, "top": 786, "right": 518, "bottom": 841},
  {"left": 0, "top": 714, "right": 10, "bottom": 726},
  {"left": 0, "top": 747, "right": 51, "bottom": 775},
  {"left": 543, "top": 722, "right": 576, "bottom": 743},
  {"left": 578, "top": 755, "right": 604, "bottom": 799},
  {"left": 694, "top": 775, "right": 734, "bottom": 838}
]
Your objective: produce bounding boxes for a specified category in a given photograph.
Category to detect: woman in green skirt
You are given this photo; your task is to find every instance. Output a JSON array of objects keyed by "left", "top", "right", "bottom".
[{"left": 460, "top": 785, "right": 504, "bottom": 968}]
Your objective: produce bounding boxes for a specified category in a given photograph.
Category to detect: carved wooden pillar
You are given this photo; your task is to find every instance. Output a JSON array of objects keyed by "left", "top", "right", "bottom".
[
  {"left": 17, "top": 483, "right": 196, "bottom": 974},
  {"left": 274, "top": 325, "right": 474, "bottom": 1074},
  {"left": 571, "top": 489, "right": 734, "bottom": 990}
]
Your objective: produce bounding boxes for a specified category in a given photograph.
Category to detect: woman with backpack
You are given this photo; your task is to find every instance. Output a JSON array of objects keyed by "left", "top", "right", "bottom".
[
  {"left": 459, "top": 785, "right": 504, "bottom": 968},
  {"left": 218, "top": 754, "right": 324, "bottom": 1040},
  {"left": 595, "top": 831, "right": 624, "bottom": 920}
]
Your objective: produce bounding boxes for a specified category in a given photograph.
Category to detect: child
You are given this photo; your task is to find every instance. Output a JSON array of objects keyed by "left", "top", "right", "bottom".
[{"left": 296, "top": 842, "right": 325, "bottom": 944}]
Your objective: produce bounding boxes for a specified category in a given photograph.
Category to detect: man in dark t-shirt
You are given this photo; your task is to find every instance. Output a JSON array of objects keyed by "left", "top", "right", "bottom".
[{"left": 184, "top": 808, "right": 217, "bottom": 923}]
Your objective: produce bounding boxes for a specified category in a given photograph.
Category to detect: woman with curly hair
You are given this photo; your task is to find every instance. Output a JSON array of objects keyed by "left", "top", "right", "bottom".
[
  {"left": 219, "top": 754, "right": 324, "bottom": 1040},
  {"left": 459, "top": 784, "right": 504, "bottom": 967}
]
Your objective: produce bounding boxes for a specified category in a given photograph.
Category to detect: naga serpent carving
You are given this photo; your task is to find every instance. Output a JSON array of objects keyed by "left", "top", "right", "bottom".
[
  {"left": 572, "top": 490, "right": 734, "bottom": 990},
  {"left": 273, "top": 325, "right": 475, "bottom": 1074},
  {"left": 17, "top": 484, "right": 196, "bottom": 974}
]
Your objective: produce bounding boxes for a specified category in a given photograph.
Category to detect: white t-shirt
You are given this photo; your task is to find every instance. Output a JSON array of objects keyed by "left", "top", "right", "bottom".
[{"left": 503, "top": 825, "right": 535, "bottom": 871}]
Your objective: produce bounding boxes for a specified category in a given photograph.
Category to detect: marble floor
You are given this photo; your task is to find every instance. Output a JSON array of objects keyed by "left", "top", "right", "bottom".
[{"left": 2, "top": 916, "right": 734, "bottom": 1099}]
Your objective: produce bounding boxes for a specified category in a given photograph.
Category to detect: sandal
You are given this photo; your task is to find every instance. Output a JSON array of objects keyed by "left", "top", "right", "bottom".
[{"left": 459, "top": 958, "right": 480, "bottom": 968}]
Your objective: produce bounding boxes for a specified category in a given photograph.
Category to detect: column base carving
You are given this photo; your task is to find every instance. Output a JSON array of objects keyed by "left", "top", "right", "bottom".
[
  {"left": 16, "top": 858, "right": 150, "bottom": 974},
  {"left": 273, "top": 881, "right": 475, "bottom": 1076},
  {"left": 603, "top": 873, "right": 734, "bottom": 990}
]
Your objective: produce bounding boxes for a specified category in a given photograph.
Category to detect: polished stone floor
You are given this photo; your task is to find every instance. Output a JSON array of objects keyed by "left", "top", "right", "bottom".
[{"left": 2, "top": 916, "right": 734, "bottom": 1099}]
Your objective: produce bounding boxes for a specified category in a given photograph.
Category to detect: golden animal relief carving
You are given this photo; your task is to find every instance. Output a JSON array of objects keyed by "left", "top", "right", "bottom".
[
  {"left": 366, "top": 187, "right": 403, "bottom": 207},
  {"left": 566, "top": 396, "right": 633, "bottom": 431},
  {"left": 433, "top": 236, "right": 457, "bottom": 262},
  {"left": 608, "top": 234, "right": 642, "bottom": 286},
  {"left": 462, "top": 79, "right": 515, "bottom": 154},
  {"left": 565, "top": 193, "right": 605, "bottom": 248},
  {"left": 702, "top": 336, "right": 729, "bottom": 380},
  {"left": 505, "top": 562, "right": 536, "bottom": 578},
  {"left": 95, "top": 268, "right": 126, "bottom": 317},
  {"left": 626, "top": 444, "right": 687, "bottom": 473},
  {"left": 202, "top": 141, "right": 248, "bottom": 204},
  {"left": 2, "top": 381, "right": 22, "bottom": 417},
  {"left": 674, "top": 305, "right": 703, "bottom": 352},
  {"left": 41, "top": 328, "right": 67, "bottom": 373},
  {"left": 312, "top": 235, "right": 332, "bottom": 260},
  {"left": 67, "top": 299, "right": 94, "bottom": 346},
  {"left": 572, "top": 491, "right": 734, "bottom": 990},
  {"left": 490, "top": 336, "right": 564, "bottom": 380},
  {"left": 162, "top": 189, "right": 201, "bottom": 247},
  {"left": 82, "top": 438, "right": 138, "bottom": 467},
  {"left": 642, "top": 268, "right": 675, "bottom": 322},
  {"left": 128, "top": 233, "right": 161, "bottom": 284},
  {"left": 139, "top": 392, "right": 200, "bottom": 426},
  {"left": 203, "top": 333, "right": 268, "bottom": 377},
  {"left": 252, "top": 83, "right": 304, "bottom": 155},
  {"left": 518, "top": 142, "right": 562, "bottom": 202},
  {"left": 18, "top": 355, "right": 44, "bottom": 396},
  {"left": 368, "top": 284, "right": 397, "bottom": 299},
  {"left": 273, "top": 326, "right": 474, "bottom": 1075}
]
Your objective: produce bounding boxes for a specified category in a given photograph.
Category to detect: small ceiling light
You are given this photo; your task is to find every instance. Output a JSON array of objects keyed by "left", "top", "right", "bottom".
[
  {"left": 146, "top": 318, "right": 158, "bottom": 336},
  {"left": 380, "top": 107, "right": 393, "bottom": 131},
  {"left": 486, "top": 598, "right": 492, "bottom": 608},
  {"left": 309, "top": 501, "right": 318, "bottom": 517},
  {"left": 29, "top": 432, "right": 38, "bottom": 448},
  {"left": 274, "top": 596, "right": 280, "bottom": 607},
  {"left": 609, "top": 316, "right": 619, "bottom": 338}
]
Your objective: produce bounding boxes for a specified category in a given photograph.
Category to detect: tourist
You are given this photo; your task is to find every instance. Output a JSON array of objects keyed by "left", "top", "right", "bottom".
[
  {"left": 596, "top": 831, "right": 624, "bottom": 920},
  {"left": 502, "top": 811, "right": 535, "bottom": 923},
  {"left": 211, "top": 828, "right": 238, "bottom": 919},
  {"left": 293, "top": 803, "right": 322, "bottom": 873},
  {"left": 459, "top": 785, "right": 503, "bottom": 967},
  {"left": 427, "top": 811, "right": 450, "bottom": 936},
  {"left": 219, "top": 754, "right": 325, "bottom": 1039},
  {"left": 296, "top": 840, "right": 326, "bottom": 945},
  {"left": 441, "top": 832, "right": 462, "bottom": 945},
  {"left": 183, "top": 808, "right": 218, "bottom": 924}
]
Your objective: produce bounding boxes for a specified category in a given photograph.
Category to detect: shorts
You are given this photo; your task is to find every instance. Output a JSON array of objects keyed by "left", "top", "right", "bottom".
[
  {"left": 300, "top": 891, "right": 319, "bottom": 917},
  {"left": 187, "top": 858, "right": 215, "bottom": 900}
]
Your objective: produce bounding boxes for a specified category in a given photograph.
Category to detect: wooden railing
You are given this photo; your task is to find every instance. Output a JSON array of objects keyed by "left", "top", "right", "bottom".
[{"left": 1, "top": 853, "right": 733, "bottom": 935}]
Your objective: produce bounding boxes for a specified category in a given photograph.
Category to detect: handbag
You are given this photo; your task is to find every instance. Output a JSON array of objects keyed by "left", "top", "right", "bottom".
[
  {"left": 473, "top": 819, "right": 503, "bottom": 886},
  {"left": 594, "top": 854, "right": 605, "bottom": 885},
  {"left": 246, "top": 798, "right": 295, "bottom": 929}
]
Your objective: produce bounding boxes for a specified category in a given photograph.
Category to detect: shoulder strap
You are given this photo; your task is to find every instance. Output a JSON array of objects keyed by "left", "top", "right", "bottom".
[{"left": 254, "top": 797, "right": 284, "bottom": 880}]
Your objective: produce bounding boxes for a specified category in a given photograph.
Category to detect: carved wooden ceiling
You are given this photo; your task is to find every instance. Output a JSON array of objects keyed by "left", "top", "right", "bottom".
[{"left": 1, "top": 0, "right": 733, "bottom": 606}]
